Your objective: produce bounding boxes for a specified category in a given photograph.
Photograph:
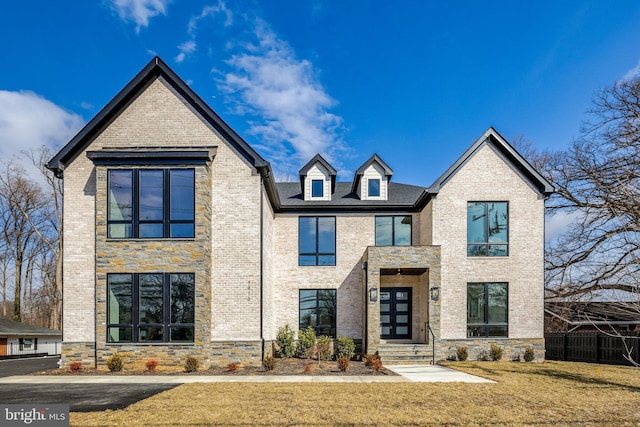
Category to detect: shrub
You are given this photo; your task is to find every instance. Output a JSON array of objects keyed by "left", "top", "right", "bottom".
[
  {"left": 364, "top": 352, "right": 380, "bottom": 366},
  {"left": 489, "top": 344, "right": 503, "bottom": 361},
  {"left": 477, "top": 349, "right": 490, "bottom": 361},
  {"left": 296, "top": 326, "right": 317, "bottom": 358},
  {"left": 68, "top": 361, "right": 83, "bottom": 373},
  {"left": 145, "top": 359, "right": 158, "bottom": 372},
  {"left": 456, "top": 345, "right": 468, "bottom": 361},
  {"left": 226, "top": 362, "right": 240, "bottom": 372},
  {"left": 262, "top": 355, "right": 277, "bottom": 371},
  {"left": 337, "top": 356, "right": 350, "bottom": 372},
  {"left": 316, "top": 335, "right": 333, "bottom": 361},
  {"left": 304, "top": 362, "right": 315, "bottom": 373},
  {"left": 524, "top": 346, "right": 536, "bottom": 362},
  {"left": 184, "top": 356, "right": 200, "bottom": 373},
  {"left": 106, "top": 352, "right": 124, "bottom": 372},
  {"left": 370, "top": 358, "right": 383, "bottom": 372},
  {"left": 276, "top": 325, "right": 296, "bottom": 358},
  {"left": 511, "top": 353, "right": 522, "bottom": 362},
  {"left": 336, "top": 335, "right": 356, "bottom": 360}
]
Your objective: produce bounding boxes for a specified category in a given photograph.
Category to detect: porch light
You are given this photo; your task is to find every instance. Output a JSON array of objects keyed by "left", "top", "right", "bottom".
[
  {"left": 369, "top": 287, "right": 378, "bottom": 302},
  {"left": 430, "top": 286, "right": 440, "bottom": 301}
]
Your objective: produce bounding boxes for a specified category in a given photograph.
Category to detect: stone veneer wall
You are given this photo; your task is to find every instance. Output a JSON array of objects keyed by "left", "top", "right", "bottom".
[{"left": 438, "top": 338, "right": 545, "bottom": 362}]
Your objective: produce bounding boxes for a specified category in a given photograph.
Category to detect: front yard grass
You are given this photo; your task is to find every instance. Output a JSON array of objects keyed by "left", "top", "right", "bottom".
[{"left": 71, "top": 361, "right": 640, "bottom": 426}]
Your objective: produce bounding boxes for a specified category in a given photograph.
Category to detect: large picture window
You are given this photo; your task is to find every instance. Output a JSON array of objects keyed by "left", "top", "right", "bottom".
[
  {"left": 299, "top": 217, "right": 336, "bottom": 266},
  {"left": 375, "top": 216, "right": 412, "bottom": 246},
  {"left": 108, "top": 168, "right": 195, "bottom": 239},
  {"left": 467, "top": 282, "right": 508, "bottom": 338},
  {"left": 107, "top": 273, "right": 195, "bottom": 343},
  {"left": 467, "top": 202, "right": 508, "bottom": 256},
  {"left": 299, "top": 289, "right": 337, "bottom": 337}
]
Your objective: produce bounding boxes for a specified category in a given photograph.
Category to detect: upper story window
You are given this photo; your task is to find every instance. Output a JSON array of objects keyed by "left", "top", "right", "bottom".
[
  {"left": 375, "top": 216, "right": 412, "bottom": 246},
  {"left": 467, "top": 202, "right": 508, "bottom": 256},
  {"left": 467, "top": 282, "right": 508, "bottom": 338},
  {"left": 311, "top": 179, "right": 324, "bottom": 198},
  {"left": 368, "top": 179, "right": 381, "bottom": 197},
  {"left": 107, "top": 272, "right": 195, "bottom": 343},
  {"left": 108, "top": 168, "right": 195, "bottom": 239},
  {"left": 299, "top": 216, "right": 336, "bottom": 266}
]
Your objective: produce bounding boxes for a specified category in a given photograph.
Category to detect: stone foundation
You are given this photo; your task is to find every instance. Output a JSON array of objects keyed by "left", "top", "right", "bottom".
[{"left": 438, "top": 338, "right": 545, "bottom": 362}]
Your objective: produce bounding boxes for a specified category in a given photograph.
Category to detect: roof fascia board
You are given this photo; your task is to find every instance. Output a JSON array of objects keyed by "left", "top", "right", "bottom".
[{"left": 427, "top": 127, "right": 554, "bottom": 196}]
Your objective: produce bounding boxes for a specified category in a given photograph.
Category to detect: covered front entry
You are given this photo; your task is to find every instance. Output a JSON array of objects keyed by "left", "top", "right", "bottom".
[{"left": 380, "top": 287, "right": 412, "bottom": 339}]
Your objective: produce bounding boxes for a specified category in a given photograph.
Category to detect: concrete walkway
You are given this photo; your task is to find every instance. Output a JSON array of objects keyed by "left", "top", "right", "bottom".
[{"left": 0, "top": 364, "right": 492, "bottom": 384}]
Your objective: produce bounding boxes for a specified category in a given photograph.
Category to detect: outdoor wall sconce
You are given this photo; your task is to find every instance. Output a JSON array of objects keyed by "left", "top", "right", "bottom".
[
  {"left": 430, "top": 286, "right": 440, "bottom": 301},
  {"left": 369, "top": 287, "right": 378, "bottom": 302}
]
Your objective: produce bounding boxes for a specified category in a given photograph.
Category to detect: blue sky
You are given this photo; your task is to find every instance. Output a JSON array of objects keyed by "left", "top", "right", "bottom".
[{"left": 2, "top": 1, "right": 640, "bottom": 187}]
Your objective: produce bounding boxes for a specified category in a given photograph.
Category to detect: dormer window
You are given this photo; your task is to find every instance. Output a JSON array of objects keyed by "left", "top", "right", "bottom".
[
  {"left": 368, "top": 179, "right": 380, "bottom": 197},
  {"left": 312, "top": 180, "right": 324, "bottom": 198}
]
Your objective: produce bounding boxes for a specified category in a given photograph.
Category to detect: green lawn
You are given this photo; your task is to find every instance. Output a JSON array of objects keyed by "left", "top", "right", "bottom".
[{"left": 71, "top": 361, "right": 640, "bottom": 426}]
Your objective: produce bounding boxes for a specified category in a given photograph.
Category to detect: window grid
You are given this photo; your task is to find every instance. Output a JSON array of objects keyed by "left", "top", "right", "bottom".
[
  {"left": 298, "top": 216, "right": 336, "bottom": 266},
  {"left": 467, "top": 201, "right": 508, "bottom": 256},
  {"left": 299, "top": 289, "right": 337, "bottom": 338},
  {"left": 467, "top": 282, "right": 508, "bottom": 338},
  {"left": 375, "top": 215, "right": 412, "bottom": 246},
  {"left": 108, "top": 168, "right": 195, "bottom": 239}
]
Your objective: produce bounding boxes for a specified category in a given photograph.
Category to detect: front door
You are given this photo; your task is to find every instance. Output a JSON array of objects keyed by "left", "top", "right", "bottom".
[
  {"left": 0, "top": 338, "right": 7, "bottom": 356},
  {"left": 380, "top": 287, "right": 412, "bottom": 339}
]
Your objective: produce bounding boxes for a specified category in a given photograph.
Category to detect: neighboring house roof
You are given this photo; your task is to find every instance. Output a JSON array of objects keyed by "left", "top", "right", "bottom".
[
  {"left": 351, "top": 154, "right": 394, "bottom": 194},
  {"left": 277, "top": 181, "right": 428, "bottom": 212},
  {"left": 545, "top": 301, "right": 640, "bottom": 327},
  {"left": 428, "top": 127, "right": 555, "bottom": 196},
  {"left": 299, "top": 154, "right": 337, "bottom": 195},
  {"left": 0, "top": 318, "right": 62, "bottom": 338}
]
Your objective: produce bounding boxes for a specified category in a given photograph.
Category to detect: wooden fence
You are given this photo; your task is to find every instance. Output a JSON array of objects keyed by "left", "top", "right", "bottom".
[{"left": 545, "top": 332, "right": 640, "bottom": 366}]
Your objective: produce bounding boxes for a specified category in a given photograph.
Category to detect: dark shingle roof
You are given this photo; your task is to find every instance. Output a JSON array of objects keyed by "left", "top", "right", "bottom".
[
  {"left": 0, "top": 318, "right": 62, "bottom": 337},
  {"left": 276, "top": 182, "right": 428, "bottom": 212}
]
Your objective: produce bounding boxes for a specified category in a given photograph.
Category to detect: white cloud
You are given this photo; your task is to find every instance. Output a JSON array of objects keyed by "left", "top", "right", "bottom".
[
  {"left": 109, "top": 0, "right": 171, "bottom": 33},
  {"left": 545, "top": 210, "right": 582, "bottom": 243},
  {"left": 187, "top": 1, "right": 232, "bottom": 35},
  {"left": 218, "top": 20, "right": 346, "bottom": 174},
  {"left": 0, "top": 90, "right": 84, "bottom": 179},
  {"left": 175, "top": 40, "right": 197, "bottom": 63},
  {"left": 622, "top": 59, "right": 640, "bottom": 81}
]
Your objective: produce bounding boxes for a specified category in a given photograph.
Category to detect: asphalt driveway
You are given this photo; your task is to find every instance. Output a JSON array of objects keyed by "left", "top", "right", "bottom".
[{"left": 0, "top": 357, "right": 177, "bottom": 412}]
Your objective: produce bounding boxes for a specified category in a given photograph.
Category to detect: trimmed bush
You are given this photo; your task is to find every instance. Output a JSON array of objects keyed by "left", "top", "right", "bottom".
[
  {"left": 68, "top": 361, "right": 83, "bottom": 373},
  {"left": 316, "top": 335, "right": 333, "bottom": 361},
  {"left": 184, "top": 356, "right": 200, "bottom": 373},
  {"left": 262, "top": 355, "right": 277, "bottom": 371},
  {"left": 524, "top": 346, "right": 536, "bottom": 362},
  {"left": 297, "top": 326, "right": 317, "bottom": 358},
  {"left": 337, "top": 356, "right": 350, "bottom": 372},
  {"left": 370, "top": 358, "right": 383, "bottom": 372},
  {"left": 337, "top": 335, "right": 356, "bottom": 360},
  {"left": 456, "top": 345, "right": 468, "bottom": 361},
  {"left": 145, "top": 359, "right": 158, "bottom": 372},
  {"left": 276, "top": 325, "right": 296, "bottom": 358},
  {"left": 106, "top": 351, "right": 124, "bottom": 372},
  {"left": 226, "top": 362, "right": 240, "bottom": 372},
  {"left": 364, "top": 352, "right": 380, "bottom": 366},
  {"left": 489, "top": 344, "right": 504, "bottom": 361}
]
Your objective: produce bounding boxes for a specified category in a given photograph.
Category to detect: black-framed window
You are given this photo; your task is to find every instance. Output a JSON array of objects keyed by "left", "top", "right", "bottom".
[
  {"left": 467, "top": 202, "right": 508, "bottom": 256},
  {"left": 375, "top": 216, "right": 412, "bottom": 246},
  {"left": 299, "top": 289, "right": 337, "bottom": 338},
  {"left": 368, "top": 179, "right": 380, "bottom": 197},
  {"left": 311, "top": 179, "right": 324, "bottom": 197},
  {"left": 108, "top": 168, "right": 195, "bottom": 239},
  {"left": 107, "top": 273, "right": 195, "bottom": 343},
  {"left": 299, "top": 217, "right": 336, "bottom": 266},
  {"left": 467, "top": 282, "right": 508, "bottom": 338}
]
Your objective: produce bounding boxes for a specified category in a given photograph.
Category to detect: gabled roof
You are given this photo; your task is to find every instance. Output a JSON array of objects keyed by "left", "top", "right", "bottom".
[
  {"left": 46, "top": 56, "right": 272, "bottom": 180},
  {"left": 427, "top": 127, "right": 554, "bottom": 196},
  {"left": 0, "top": 318, "right": 62, "bottom": 337},
  {"left": 299, "top": 153, "right": 337, "bottom": 195},
  {"left": 351, "top": 154, "right": 393, "bottom": 194}
]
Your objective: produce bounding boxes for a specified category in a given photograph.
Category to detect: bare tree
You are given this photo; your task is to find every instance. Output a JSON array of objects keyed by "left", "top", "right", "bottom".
[{"left": 541, "top": 77, "right": 640, "bottom": 301}]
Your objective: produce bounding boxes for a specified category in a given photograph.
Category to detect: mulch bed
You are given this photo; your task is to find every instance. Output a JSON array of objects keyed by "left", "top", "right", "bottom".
[{"left": 36, "top": 357, "right": 397, "bottom": 376}]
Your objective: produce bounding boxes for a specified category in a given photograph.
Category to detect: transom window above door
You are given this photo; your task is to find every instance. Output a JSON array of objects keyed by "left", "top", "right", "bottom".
[{"left": 108, "top": 168, "right": 195, "bottom": 239}]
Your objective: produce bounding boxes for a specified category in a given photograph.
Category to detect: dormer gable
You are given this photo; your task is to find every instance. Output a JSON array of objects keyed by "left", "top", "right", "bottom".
[
  {"left": 299, "top": 154, "right": 337, "bottom": 201},
  {"left": 351, "top": 154, "right": 393, "bottom": 200}
]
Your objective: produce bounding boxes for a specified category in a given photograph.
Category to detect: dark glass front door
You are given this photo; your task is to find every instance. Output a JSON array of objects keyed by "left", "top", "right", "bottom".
[{"left": 380, "top": 287, "right": 412, "bottom": 339}]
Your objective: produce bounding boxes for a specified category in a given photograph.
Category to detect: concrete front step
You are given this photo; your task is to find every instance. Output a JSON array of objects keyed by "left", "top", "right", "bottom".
[{"left": 377, "top": 344, "right": 434, "bottom": 365}]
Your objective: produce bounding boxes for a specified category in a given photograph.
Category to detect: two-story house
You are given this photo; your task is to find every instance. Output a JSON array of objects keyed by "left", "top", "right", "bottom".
[{"left": 47, "top": 57, "right": 553, "bottom": 368}]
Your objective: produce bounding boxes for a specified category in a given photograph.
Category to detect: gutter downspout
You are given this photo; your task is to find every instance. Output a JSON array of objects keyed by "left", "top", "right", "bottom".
[{"left": 259, "top": 174, "right": 265, "bottom": 362}]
